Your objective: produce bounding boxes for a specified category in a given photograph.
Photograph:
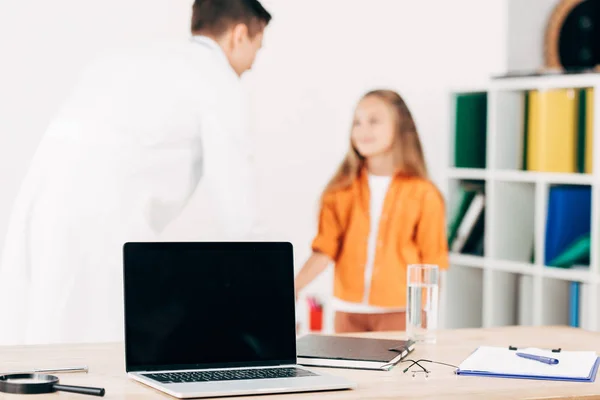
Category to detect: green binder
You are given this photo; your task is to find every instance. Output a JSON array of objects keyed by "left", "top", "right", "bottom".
[
  {"left": 577, "top": 89, "right": 587, "bottom": 173},
  {"left": 522, "top": 91, "right": 529, "bottom": 171},
  {"left": 548, "top": 234, "right": 591, "bottom": 268},
  {"left": 454, "top": 93, "right": 487, "bottom": 168}
]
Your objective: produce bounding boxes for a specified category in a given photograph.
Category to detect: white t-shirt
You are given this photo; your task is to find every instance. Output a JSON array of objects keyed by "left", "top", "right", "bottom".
[{"left": 332, "top": 174, "right": 406, "bottom": 314}]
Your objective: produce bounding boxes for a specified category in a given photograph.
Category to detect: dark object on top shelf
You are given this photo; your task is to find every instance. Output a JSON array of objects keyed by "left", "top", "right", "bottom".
[{"left": 545, "top": 0, "right": 600, "bottom": 70}]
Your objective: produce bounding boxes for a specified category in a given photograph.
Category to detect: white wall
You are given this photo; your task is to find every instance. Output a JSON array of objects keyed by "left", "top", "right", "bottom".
[
  {"left": 0, "top": 0, "right": 508, "bottom": 333},
  {"left": 506, "top": 0, "right": 559, "bottom": 72},
  {"left": 0, "top": 0, "right": 192, "bottom": 255}
]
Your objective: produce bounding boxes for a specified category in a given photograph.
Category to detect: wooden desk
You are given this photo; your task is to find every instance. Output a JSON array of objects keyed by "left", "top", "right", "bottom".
[{"left": 1, "top": 326, "right": 599, "bottom": 400}]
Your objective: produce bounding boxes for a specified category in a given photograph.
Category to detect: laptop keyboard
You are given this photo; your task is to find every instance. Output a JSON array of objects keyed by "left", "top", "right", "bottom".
[{"left": 143, "top": 367, "right": 316, "bottom": 383}]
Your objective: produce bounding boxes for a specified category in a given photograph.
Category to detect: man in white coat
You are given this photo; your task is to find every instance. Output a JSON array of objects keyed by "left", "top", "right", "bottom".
[{"left": 0, "top": 0, "right": 271, "bottom": 345}]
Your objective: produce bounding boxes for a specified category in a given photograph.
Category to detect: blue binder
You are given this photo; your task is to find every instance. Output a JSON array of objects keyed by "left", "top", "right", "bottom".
[
  {"left": 545, "top": 186, "right": 591, "bottom": 265},
  {"left": 456, "top": 357, "right": 600, "bottom": 382},
  {"left": 569, "top": 282, "right": 580, "bottom": 327},
  {"left": 456, "top": 346, "right": 600, "bottom": 382}
]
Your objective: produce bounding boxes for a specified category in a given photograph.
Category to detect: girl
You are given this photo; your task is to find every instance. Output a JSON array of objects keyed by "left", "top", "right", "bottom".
[{"left": 295, "top": 89, "right": 449, "bottom": 333}]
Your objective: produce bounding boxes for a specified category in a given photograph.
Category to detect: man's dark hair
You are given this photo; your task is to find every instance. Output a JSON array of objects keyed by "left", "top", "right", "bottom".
[{"left": 191, "top": 0, "right": 272, "bottom": 37}]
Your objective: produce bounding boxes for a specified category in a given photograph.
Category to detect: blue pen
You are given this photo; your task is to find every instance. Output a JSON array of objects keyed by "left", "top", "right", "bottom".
[{"left": 516, "top": 352, "right": 559, "bottom": 365}]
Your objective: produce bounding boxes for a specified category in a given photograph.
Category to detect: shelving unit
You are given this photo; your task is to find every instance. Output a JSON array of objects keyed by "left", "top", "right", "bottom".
[{"left": 446, "top": 73, "right": 600, "bottom": 332}]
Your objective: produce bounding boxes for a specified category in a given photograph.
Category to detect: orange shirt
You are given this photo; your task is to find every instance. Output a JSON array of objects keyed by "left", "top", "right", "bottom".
[{"left": 311, "top": 169, "right": 449, "bottom": 308}]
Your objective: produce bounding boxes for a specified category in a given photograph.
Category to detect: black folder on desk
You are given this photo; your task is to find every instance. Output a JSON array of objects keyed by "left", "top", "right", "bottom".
[{"left": 296, "top": 334, "right": 415, "bottom": 371}]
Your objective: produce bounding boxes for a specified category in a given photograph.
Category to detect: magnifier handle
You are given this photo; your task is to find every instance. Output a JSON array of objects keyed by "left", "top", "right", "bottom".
[{"left": 53, "top": 384, "right": 105, "bottom": 397}]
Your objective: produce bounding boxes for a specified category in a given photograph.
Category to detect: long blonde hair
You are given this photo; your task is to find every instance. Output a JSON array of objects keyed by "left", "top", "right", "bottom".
[{"left": 322, "top": 90, "right": 428, "bottom": 197}]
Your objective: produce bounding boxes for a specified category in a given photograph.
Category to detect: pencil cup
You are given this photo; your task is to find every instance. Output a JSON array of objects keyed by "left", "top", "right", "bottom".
[{"left": 406, "top": 264, "right": 439, "bottom": 344}]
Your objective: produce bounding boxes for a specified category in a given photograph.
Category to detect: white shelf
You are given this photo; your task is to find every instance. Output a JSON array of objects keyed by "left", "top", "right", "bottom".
[
  {"left": 446, "top": 74, "right": 600, "bottom": 332},
  {"left": 455, "top": 259, "right": 598, "bottom": 283},
  {"left": 541, "top": 266, "right": 596, "bottom": 284},
  {"left": 490, "top": 260, "right": 535, "bottom": 275},
  {"left": 449, "top": 253, "right": 485, "bottom": 269},
  {"left": 490, "top": 73, "right": 600, "bottom": 91},
  {"left": 493, "top": 170, "right": 595, "bottom": 185},
  {"left": 447, "top": 168, "right": 487, "bottom": 180}
]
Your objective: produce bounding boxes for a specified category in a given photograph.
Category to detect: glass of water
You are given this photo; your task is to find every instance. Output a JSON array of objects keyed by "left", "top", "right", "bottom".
[{"left": 406, "top": 264, "right": 439, "bottom": 344}]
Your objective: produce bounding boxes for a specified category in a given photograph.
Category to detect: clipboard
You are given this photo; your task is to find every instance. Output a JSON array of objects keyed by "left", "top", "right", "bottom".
[{"left": 456, "top": 345, "right": 600, "bottom": 382}]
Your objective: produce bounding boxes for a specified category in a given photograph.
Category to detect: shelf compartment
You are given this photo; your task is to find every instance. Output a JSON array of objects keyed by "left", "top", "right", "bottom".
[
  {"left": 491, "top": 88, "right": 594, "bottom": 175},
  {"left": 489, "top": 181, "right": 535, "bottom": 263},
  {"left": 447, "top": 179, "right": 486, "bottom": 257},
  {"left": 487, "top": 270, "right": 522, "bottom": 327},
  {"left": 451, "top": 92, "right": 487, "bottom": 169},
  {"left": 445, "top": 265, "right": 483, "bottom": 329}
]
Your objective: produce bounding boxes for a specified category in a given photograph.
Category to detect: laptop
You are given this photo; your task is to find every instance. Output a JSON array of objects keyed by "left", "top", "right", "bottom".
[{"left": 123, "top": 242, "right": 356, "bottom": 398}]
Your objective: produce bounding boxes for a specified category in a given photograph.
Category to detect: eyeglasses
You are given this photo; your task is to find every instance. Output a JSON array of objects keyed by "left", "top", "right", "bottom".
[{"left": 399, "top": 359, "right": 458, "bottom": 378}]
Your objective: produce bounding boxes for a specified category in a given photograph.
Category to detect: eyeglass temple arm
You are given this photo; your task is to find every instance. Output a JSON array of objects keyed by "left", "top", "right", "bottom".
[
  {"left": 403, "top": 359, "right": 459, "bottom": 373},
  {"left": 420, "top": 359, "right": 459, "bottom": 369}
]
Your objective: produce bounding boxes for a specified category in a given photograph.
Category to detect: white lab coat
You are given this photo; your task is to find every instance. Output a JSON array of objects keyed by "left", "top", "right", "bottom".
[{"left": 0, "top": 36, "right": 261, "bottom": 345}]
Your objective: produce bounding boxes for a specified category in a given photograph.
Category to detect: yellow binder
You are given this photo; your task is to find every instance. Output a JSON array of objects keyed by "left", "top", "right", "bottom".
[
  {"left": 527, "top": 89, "right": 578, "bottom": 173},
  {"left": 585, "top": 88, "right": 594, "bottom": 174}
]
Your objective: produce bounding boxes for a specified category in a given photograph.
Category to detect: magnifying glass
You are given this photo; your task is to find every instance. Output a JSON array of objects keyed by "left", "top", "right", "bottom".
[{"left": 0, "top": 373, "right": 105, "bottom": 396}]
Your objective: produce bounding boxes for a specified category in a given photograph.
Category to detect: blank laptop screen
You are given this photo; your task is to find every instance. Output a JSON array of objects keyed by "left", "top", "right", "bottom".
[{"left": 123, "top": 242, "right": 297, "bottom": 372}]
